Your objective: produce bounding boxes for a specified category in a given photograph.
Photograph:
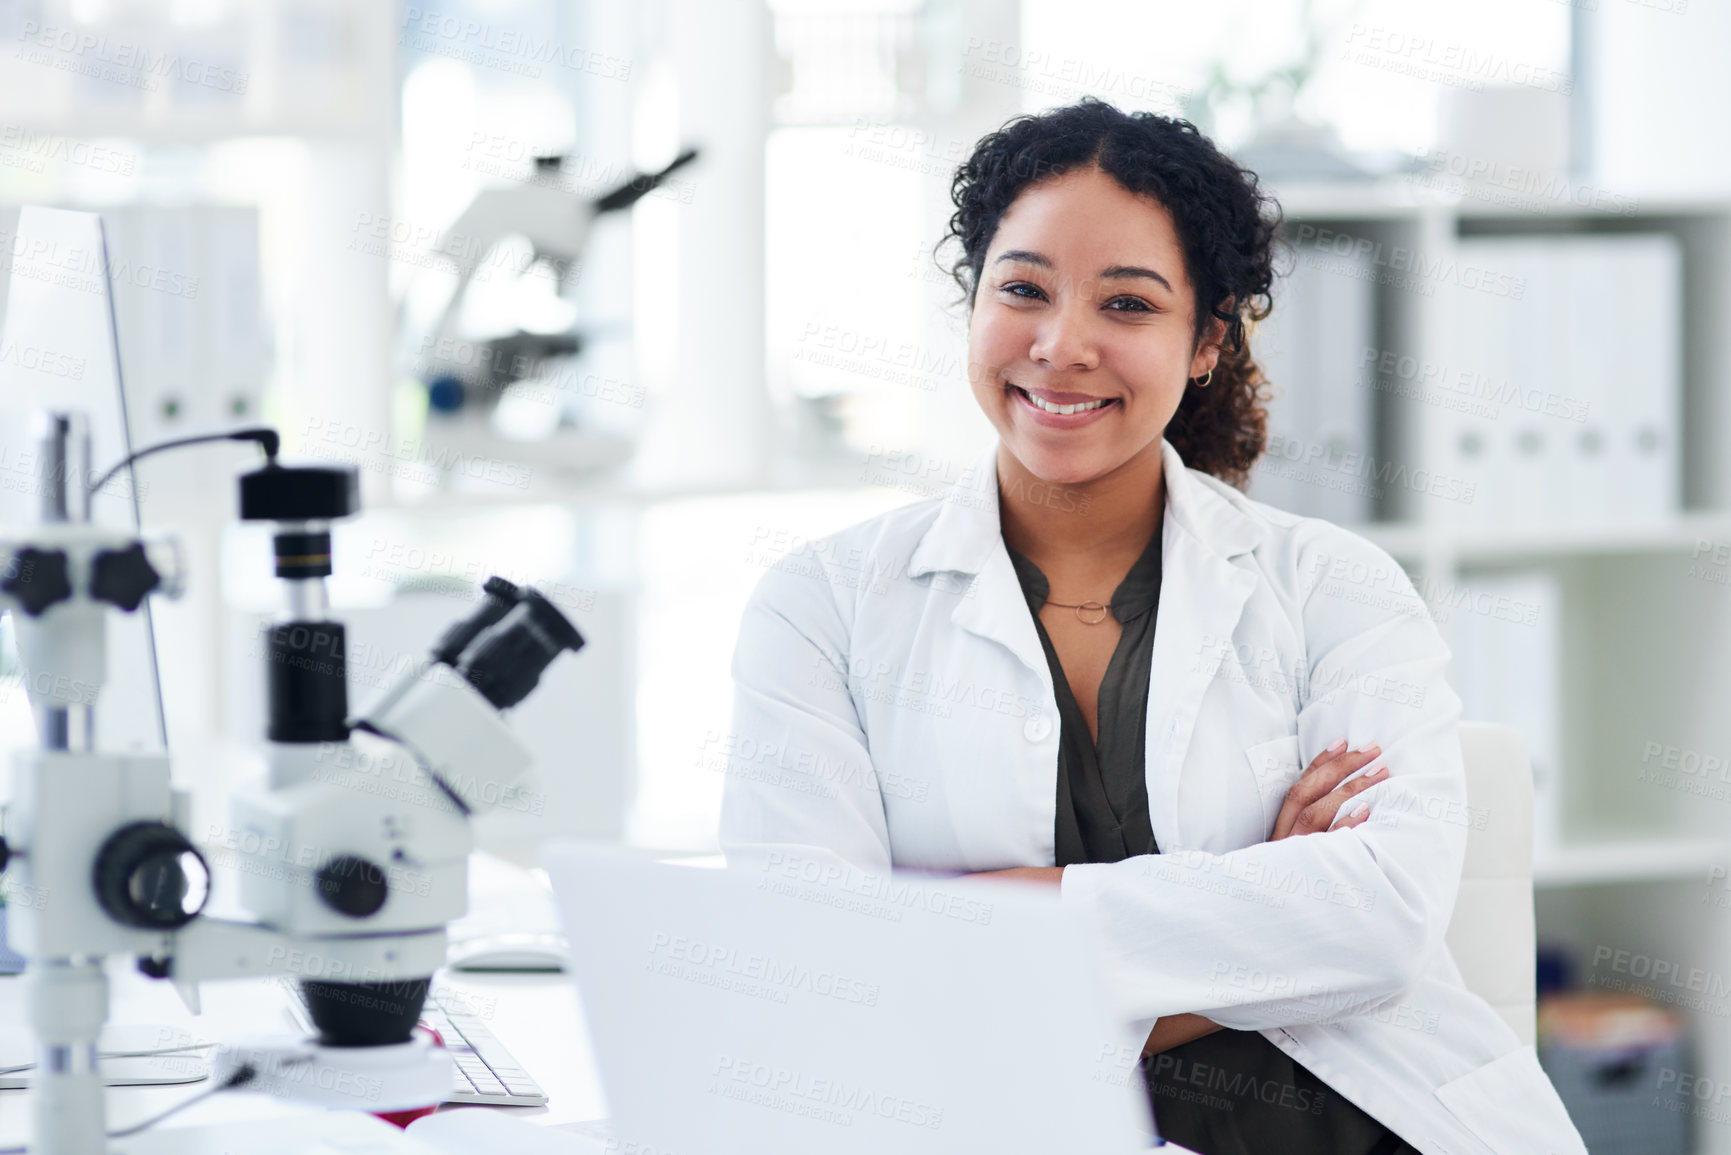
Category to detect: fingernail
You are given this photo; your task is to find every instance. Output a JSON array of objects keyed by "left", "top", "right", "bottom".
[
  {"left": 1326, "top": 738, "right": 1347, "bottom": 754},
  {"left": 1364, "top": 743, "right": 1382, "bottom": 756},
  {"left": 1347, "top": 801, "right": 1370, "bottom": 820},
  {"left": 1368, "top": 765, "right": 1389, "bottom": 780}
]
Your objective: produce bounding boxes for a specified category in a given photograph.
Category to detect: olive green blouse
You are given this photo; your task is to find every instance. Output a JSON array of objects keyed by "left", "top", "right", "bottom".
[{"left": 1006, "top": 523, "right": 1419, "bottom": 1155}]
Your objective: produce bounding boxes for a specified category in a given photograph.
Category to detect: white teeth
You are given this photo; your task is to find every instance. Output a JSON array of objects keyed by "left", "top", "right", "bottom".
[{"left": 1021, "top": 388, "right": 1107, "bottom": 416}]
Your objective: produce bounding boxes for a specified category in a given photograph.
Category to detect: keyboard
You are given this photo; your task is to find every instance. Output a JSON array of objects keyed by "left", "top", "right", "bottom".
[{"left": 286, "top": 984, "right": 548, "bottom": 1107}]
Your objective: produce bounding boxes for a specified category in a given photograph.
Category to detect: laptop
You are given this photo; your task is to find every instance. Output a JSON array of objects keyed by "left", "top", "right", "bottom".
[{"left": 542, "top": 843, "right": 1161, "bottom": 1154}]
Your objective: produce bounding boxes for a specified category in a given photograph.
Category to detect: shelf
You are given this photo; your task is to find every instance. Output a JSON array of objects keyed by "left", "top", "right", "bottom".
[
  {"left": 1267, "top": 177, "right": 1731, "bottom": 223},
  {"left": 1355, "top": 513, "right": 1731, "bottom": 566},
  {"left": 1534, "top": 836, "right": 1726, "bottom": 887},
  {"left": 1265, "top": 179, "right": 1447, "bottom": 219},
  {"left": 1452, "top": 191, "right": 1731, "bottom": 221}
]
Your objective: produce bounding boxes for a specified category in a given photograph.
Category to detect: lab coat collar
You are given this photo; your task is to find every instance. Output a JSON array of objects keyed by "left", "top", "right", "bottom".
[
  {"left": 907, "top": 440, "right": 1265, "bottom": 843},
  {"left": 906, "top": 438, "right": 1265, "bottom": 582}
]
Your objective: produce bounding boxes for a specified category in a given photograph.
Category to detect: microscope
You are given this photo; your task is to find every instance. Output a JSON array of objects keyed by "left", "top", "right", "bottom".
[
  {"left": 405, "top": 150, "right": 697, "bottom": 486},
  {"left": 0, "top": 413, "right": 585, "bottom": 1153},
  {"left": 419, "top": 148, "right": 697, "bottom": 418}
]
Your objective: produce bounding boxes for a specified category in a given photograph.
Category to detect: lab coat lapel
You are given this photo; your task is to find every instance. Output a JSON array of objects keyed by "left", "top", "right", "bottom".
[
  {"left": 951, "top": 548, "right": 1052, "bottom": 687},
  {"left": 1147, "top": 442, "right": 1261, "bottom": 849},
  {"left": 907, "top": 445, "right": 1051, "bottom": 685}
]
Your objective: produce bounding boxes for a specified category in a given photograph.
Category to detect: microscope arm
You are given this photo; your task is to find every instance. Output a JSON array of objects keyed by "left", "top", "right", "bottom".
[
  {"left": 427, "top": 184, "right": 599, "bottom": 360},
  {"left": 434, "top": 148, "right": 697, "bottom": 289},
  {"left": 154, "top": 917, "right": 447, "bottom": 1012},
  {"left": 422, "top": 148, "right": 695, "bottom": 376}
]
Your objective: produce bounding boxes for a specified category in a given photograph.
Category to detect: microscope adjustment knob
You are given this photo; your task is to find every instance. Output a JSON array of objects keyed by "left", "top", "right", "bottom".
[
  {"left": 315, "top": 855, "right": 389, "bottom": 918},
  {"left": 90, "top": 542, "right": 162, "bottom": 612},
  {"left": 94, "top": 822, "right": 210, "bottom": 930},
  {"left": 1, "top": 547, "right": 72, "bottom": 616},
  {"left": 426, "top": 375, "right": 465, "bottom": 414}
]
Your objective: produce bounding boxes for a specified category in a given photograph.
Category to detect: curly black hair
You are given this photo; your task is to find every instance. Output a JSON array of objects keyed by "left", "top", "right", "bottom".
[{"left": 942, "top": 97, "right": 1283, "bottom": 488}]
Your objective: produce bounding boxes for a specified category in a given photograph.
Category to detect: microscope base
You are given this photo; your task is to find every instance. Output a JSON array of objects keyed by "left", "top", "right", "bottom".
[{"left": 210, "top": 1032, "right": 451, "bottom": 1113}]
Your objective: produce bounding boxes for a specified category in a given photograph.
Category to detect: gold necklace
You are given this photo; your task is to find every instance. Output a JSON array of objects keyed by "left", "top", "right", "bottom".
[{"left": 1042, "top": 599, "right": 1110, "bottom": 625}]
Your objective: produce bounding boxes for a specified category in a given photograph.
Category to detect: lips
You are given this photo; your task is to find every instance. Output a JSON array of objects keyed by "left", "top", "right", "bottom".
[
  {"left": 1007, "top": 382, "right": 1120, "bottom": 425},
  {"left": 1018, "top": 384, "right": 1110, "bottom": 405}
]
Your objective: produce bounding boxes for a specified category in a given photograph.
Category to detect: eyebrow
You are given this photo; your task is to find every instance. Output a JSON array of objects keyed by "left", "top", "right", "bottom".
[{"left": 993, "top": 250, "right": 1173, "bottom": 294}]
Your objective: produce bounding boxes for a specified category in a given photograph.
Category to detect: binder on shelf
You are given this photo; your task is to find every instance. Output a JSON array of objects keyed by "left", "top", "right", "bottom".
[
  {"left": 202, "top": 206, "right": 268, "bottom": 425},
  {"left": 1437, "top": 243, "right": 1517, "bottom": 527},
  {"left": 1594, "top": 237, "right": 1681, "bottom": 523},
  {"left": 104, "top": 206, "right": 200, "bottom": 448},
  {"left": 1247, "top": 234, "right": 1375, "bottom": 524},
  {"left": 1432, "top": 234, "right": 1682, "bottom": 529},
  {"left": 1446, "top": 568, "right": 1563, "bottom": 853},
  {"left": 1559, "top": 241, "right": 1617, "bottom": 525},
  {"left": 1503, "top": 242, "right": 1552, "bottom": 529},
  {"left": 102, "top": 204, "right": 266, "bottom": 451}
]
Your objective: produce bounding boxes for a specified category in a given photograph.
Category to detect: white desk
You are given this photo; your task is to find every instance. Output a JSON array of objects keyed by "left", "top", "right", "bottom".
[
  {"left": 0, "top": 961, "right": 609, "bottom": 1146},
  {"left": 0, "top": 961, "right": 1194, "bottom": 1152}
]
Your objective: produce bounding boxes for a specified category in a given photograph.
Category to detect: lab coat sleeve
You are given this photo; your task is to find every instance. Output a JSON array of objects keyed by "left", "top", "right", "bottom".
[
  {"left": 717, "top": 563, "right": 895, "bottom": 876},
  {"left": 1059, "top": 528, "right": 1468, "bottom": 1032}
]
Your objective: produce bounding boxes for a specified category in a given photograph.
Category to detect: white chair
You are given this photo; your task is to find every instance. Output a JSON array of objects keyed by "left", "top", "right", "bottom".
[{"left": 1444, "top": 722, "right": 1537, "bottom": 1045}]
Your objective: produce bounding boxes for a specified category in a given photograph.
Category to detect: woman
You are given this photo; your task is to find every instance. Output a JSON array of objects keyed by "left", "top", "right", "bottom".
[{"left": 721, "top": 99, "right": 1585, "bottom": 1155}]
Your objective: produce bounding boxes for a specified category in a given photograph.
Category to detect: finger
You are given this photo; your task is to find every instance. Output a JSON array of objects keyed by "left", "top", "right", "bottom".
[
  {"left": 1273, "top": 741, "right": 1371, "bottom": 839},
  {"left": 1293, "top": 743, "right": 1382, "bottom": 804},
  {"left": 1293, "top": 765, "right": 1389, "bottom": 837},
  {"left": 1328, "top": 762, "right": 1388, "bottom": 805},
  {"left": 1329, "top": 799, "right": 1373, "bottom": 832},
  {"left": 1273, "top": 746, "right": 1357, "bottom": 837},
  {"left": 1272, "top": 744, "right": 1381, "bottom": 838}
]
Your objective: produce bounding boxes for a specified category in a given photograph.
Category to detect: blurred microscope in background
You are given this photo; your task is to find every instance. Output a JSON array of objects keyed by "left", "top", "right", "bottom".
[{"left": 404, "top": 148, "right": 699, "bottom": 486}]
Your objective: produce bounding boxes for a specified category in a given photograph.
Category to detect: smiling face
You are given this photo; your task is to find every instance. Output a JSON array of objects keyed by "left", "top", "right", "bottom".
[{"left": 967, "top": 164, "right": 1222, "bottom": 487}]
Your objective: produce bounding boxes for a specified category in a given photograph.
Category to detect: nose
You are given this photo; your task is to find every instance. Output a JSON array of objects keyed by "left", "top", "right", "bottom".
[{"left": 1028, "top": 299, "right": 1099, "bottom": 372}]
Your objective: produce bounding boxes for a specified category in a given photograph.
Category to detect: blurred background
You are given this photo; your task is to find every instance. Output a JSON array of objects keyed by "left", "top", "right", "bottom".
[{"left": 0, "top": 0, "right": 1726, "bottom": 1148}]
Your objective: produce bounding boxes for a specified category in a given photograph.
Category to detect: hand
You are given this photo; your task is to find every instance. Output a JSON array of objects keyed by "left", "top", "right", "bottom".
[
  {"left": 1142, "top": 1013, "right": 1223, "bottom": 1058},
  {"left": 960, "top": 867, "right": 1064, "bottom": 885},
  {"left": 1270, "top": 740, "right": 1386, "bottom": 841}
]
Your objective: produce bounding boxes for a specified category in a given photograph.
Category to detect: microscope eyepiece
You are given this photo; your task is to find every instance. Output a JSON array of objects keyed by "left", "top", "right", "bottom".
[
  {"left": 428, "top": 576, "right": 522, "bottom": 667},
  {"left": 454, "top": 586, "right": 585, "bottom": 710}
]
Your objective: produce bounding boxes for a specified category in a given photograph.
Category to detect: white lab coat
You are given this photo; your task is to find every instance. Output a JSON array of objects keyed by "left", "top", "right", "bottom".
[{"left": 720, "top": 439, "right": 1586, "bottom": 1155}]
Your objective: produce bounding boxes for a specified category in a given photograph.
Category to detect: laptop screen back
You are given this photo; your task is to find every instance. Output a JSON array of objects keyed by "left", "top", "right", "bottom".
[{"left": 544, "top": 843, "right": 1156, "bottom": 1155}]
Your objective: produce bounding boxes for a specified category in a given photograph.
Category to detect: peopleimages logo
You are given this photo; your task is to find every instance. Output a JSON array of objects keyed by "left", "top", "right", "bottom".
[
  {"left": 709, "top": 1054, "right": 944, "bottom": 1130},
  {"left": 646, "top": 933, "right": 881, "bottom": 1007},
  {"left": 17, "top": 21, "right": 249, "bottom": 93},
  {"left": 0, "top": 229, "right": 200, "bottom": 300},
  {"left": 758, "top": 851, "right": 994, "bottom": 926},
  {"left": 1292, "top": 224, "right": 1527, "bottom": 298},
  {"left": 1410, "top": 148, "right": 1640, "bottom": 216},
  {"left": 399, "top": 8, "right": 631, "bottom": 81},
  {"left": 0, "top": 125, "right": 135, "bottom": 175},
  {"left": 0, "top": 341, "right": 84, "bottom": 380}
]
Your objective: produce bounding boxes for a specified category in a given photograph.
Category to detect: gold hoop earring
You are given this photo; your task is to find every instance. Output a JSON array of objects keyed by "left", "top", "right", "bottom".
[{"left": 1192, "top": 369, "right": 1213, "bottom": 387}]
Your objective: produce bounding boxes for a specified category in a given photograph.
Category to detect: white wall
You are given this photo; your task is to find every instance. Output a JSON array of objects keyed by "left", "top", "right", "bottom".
[{"left": 1588, "top": 1, "right": 1731, "bottom": 196}]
